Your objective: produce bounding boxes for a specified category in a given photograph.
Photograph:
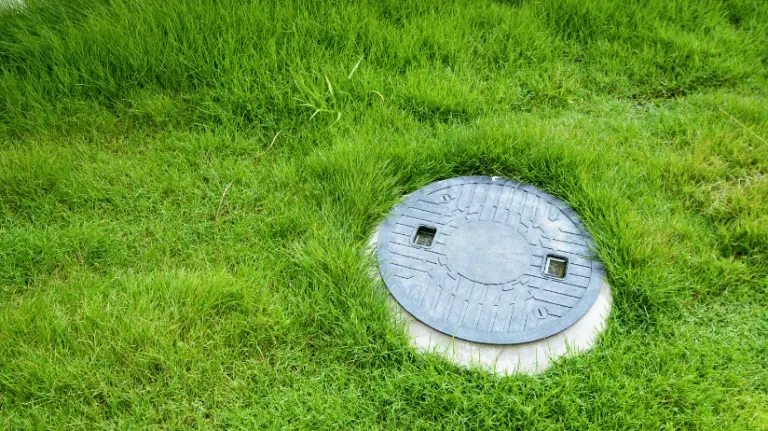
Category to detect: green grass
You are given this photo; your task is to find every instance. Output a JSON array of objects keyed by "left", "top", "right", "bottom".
[{"left": 1, "top": 0, "right": 767, "bottom": 428}]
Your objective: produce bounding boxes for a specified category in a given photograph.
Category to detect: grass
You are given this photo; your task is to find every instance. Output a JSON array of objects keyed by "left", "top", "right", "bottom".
[{"left": 0, "top": 0, "right": 767, "bottom": 428}]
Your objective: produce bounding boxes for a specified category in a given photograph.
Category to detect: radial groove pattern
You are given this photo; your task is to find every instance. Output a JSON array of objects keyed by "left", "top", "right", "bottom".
[{"left": 377, "top": 176, "right": 605, "bottom": 344}]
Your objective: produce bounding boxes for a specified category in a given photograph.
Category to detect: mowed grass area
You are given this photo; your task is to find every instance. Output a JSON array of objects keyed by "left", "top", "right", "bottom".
[{"left": 1, "top": 0, "right": 767, "bottom": 428}]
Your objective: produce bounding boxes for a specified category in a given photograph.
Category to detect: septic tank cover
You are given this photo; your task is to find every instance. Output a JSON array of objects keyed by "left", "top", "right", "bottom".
[{"left": 376, "top": 176, "right": 605, "bottom": 344}]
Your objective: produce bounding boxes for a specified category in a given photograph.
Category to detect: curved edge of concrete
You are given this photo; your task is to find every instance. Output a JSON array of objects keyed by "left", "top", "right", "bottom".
[{"left": 369, "top": 227, "right": 612, "bottom": 375}]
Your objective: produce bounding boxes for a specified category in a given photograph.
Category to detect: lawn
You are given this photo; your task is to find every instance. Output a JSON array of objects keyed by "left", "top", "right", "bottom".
[{"left": 1, "top": 0, "right": 767, "bottom": 429}]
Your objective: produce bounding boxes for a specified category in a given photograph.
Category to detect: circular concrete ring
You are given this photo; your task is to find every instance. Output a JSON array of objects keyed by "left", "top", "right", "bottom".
[{"left": 370, "top": 180, "right": 612, "bottom": 375}]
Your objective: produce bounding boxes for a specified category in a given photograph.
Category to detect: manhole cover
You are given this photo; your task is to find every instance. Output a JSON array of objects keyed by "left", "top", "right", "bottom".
[{"left": 376, "top": 176, "right": 605, "bottom": 344}]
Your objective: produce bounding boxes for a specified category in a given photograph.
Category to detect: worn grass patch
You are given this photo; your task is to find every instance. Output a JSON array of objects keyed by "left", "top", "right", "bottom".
[{"left": 1, "top": 0, "right": 767, "bottom": 429}]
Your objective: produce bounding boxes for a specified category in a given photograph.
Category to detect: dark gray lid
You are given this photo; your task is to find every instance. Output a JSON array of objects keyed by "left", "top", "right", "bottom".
[{"left": 376, "top": 176, "right": 605, "bottom": 345}]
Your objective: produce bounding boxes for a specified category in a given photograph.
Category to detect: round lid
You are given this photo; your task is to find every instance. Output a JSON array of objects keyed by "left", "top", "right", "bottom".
[{"left": 376, "top": 176, "right": 605, "bottom": 344}]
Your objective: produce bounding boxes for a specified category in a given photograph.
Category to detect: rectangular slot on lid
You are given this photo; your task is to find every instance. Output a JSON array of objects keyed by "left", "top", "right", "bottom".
[
  {"left": 544, "top": 255, "right": 568, "bottom": 278},
  {"left": 412, "top": 225, "right": 437, "bottom": 247}
]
